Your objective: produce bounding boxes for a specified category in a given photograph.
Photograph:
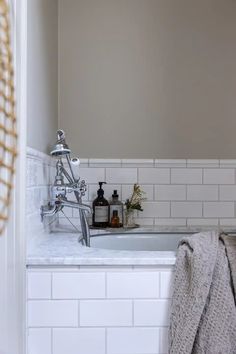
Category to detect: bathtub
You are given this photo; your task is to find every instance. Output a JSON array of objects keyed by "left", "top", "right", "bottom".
[
  {"left": 90, "top": 231, "right": 193, "bottom": 251},
  {"left": 27, "top": 230, "right": 194, "bottom": 354}
]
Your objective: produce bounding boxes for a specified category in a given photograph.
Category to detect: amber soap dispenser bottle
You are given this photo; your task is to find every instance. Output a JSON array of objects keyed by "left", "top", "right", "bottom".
[{"left": 92, "top": 182, "right": 109, "bottom": 228}]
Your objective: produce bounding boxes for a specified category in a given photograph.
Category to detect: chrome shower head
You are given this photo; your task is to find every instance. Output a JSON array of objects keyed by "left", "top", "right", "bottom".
[{"left": 50, "top": 129, "right": 71, "bottom": 157}]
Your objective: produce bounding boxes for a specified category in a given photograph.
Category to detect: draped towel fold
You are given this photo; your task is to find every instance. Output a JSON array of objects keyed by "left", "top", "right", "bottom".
[{"left": 169, "top": 231, "right": 236, "bottom": 354}]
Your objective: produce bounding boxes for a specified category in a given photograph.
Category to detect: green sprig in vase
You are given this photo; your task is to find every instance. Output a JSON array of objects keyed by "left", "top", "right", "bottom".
[{"left": 123, "top": 184, "right": 145, "bottom": 228}]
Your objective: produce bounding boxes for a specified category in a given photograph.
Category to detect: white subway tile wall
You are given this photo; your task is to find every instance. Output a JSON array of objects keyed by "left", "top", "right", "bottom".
[
  {"left": 28, "top": 272, "right": 51, "bottom": 299},
  {"left": 187, "top": 185, "right": 218, "bottom": 201},
  {"left": 203, "top": 202, "right": 234, "bottom": 218},
  {"left": 52, "top": 272, "right": 106, "bottom": 299},
  {"left": 28, "top": 300, "right": 79, "bottom": 327},
  {"left": 203, "top": 169, "right": 235, "bottom": 184},
  {"left": 171, "top": 202, "right": 202, "bottom": 218},
  {"left": 80, "top": 300, "right": 133, "bottom": 326},
  {"left": 26, "top": 148, "right": 56, "bottom": 239},
  {"left": 171, "top": 168, "right": 202, "bottom": 184},
  {"left": 139, "top": 168, "right": 170, "bottom": 184},
  {"left": 140, "top": 202, "right": 170, "bottom": 218},
  {"left": 106, "top": 168, "right": 138, "bottom": 184},
  {"left": 159, "top": 328, "right": 169, "bottom": 354},
  {"left": 160, "top": 271, "right": 174, "bottom": 299},
  {"left": 28, "top": 329, "right": 52, "bottom": 354},
  {"left": 107, "top": 327, "right": 159, "bottom": 354},
  {"left": 27, "top": 267, "right": 172, "bottom": 354},
  {"left": 134, "top": 299, "right": 171, "bottom": 326},
  {"left": 26, "top": 149, "right": 236, "bottom": 231},
  {"left": 53, "top": 328, "right": 106, "bottom": 354},
  {"left": 155, "top": 185, "right": 186, "bottom": 201},
  {"left": 79, "top": 167, "right": 106, "bottom": 183}
]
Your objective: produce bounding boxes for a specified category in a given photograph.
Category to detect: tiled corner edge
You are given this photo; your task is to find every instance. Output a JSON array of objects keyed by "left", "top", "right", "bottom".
[{"left": 27, "top": 146, "right": 54, "bottom": 165}]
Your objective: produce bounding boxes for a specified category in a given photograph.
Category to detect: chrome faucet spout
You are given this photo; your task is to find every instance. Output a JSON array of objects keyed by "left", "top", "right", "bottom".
[
  {"left": 40, "top": 204, "right": 61, "bottom": 221},
  {"left": 59, "top": 198, "right": 91, "bottom": 213},
  {"left": 58, "top": 199, "right": 92, "bottom": 247}
]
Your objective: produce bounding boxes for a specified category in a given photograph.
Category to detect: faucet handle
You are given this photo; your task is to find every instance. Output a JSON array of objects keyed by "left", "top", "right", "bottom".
[
  {"left": 80, "top": 180, "right": 86, "bottom": 187},
  {"left": 79, "top": 180, "right": 87, "bottom": 197}
]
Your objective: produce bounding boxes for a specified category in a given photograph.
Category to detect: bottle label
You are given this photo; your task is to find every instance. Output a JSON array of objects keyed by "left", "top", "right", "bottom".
[
  {"left": 94, "top": 206, "right": 109, "bottom": 223},
  {"left": 110, "top": 205, "right": 123, "bottom": 223}
]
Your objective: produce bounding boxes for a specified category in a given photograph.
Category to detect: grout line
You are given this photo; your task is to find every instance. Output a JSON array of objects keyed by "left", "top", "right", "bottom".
[
  {"left": 132, "top": 300, "right": 134, "bottom": 326},
  {"left": 51, "top": 272, "right": 53, "bottom": 299},
  {"left": 78, "top": 300, "right": 80, "bottom": 326},
  {"left": 29, "top": 325, "right": 170, "bottom": 330},
  {"left": 170, "top": 168, "right": 172, "bottom": 184},
  {"left": 105, "top": 272, "right": 108, "bottom": 298},
  {"left": 105, "top": 327, "right": 107, "bottom": 354},
  {"left": 29, "top": 324, "right": 165, "bottom": 329},
  {"left": 158, "top": 327, "right": 161, "bottom": 354},
  {"left": 51, "top": 328, "right": 53, "bottom": 354},
  {"left": 28, "top": 295, "right": 174, "bottom": 301}
]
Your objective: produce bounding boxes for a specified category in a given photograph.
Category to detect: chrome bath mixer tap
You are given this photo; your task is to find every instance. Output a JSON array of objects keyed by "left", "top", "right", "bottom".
[{"left": 41, "top": 130, "right": 92, "bottom": 246}]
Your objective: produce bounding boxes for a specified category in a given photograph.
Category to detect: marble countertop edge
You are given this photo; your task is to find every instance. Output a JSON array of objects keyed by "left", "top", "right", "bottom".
[
  {"left": 27, "top": 256, "right": 176, "bottom": 266},
  {"left": 27, "top": 225, "right": 235, "bottom": 267}
]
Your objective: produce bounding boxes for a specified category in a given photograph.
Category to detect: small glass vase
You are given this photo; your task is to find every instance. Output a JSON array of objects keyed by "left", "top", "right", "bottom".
[{"left": 123, "top": 208, "right": 136, "bottom": 228}]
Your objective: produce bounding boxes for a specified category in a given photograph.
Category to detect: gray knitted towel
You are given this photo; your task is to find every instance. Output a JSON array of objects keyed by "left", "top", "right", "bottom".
[{"left": 169, "top": 231, "right": 236, "bottom": 354}]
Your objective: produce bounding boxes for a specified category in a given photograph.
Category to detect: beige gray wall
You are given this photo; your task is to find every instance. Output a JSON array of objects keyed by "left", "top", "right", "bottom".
[
  {"left": 59, "top": 0, "right": 236, "bottom": 158},
  {"left": 27, "top": 0, "right": 58, "bottom": 153}
]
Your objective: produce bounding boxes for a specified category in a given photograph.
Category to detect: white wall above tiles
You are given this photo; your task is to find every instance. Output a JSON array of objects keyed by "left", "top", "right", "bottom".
[{"left": 26, "top": 149, "right": 236, "bottom": 229}]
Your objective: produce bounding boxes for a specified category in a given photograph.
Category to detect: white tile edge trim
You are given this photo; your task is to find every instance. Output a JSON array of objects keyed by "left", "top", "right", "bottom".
[{"left": 26, "top": 150, "right": 236, "bottom": 169}]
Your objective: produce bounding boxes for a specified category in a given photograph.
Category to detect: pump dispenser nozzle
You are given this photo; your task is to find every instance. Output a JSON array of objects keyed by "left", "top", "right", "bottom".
[
  {"left": 97, "top": 182, "right": 107, "bottom": 196},
  {"left": 112, "top": 190, "right": 119, "bottom": 198}
]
